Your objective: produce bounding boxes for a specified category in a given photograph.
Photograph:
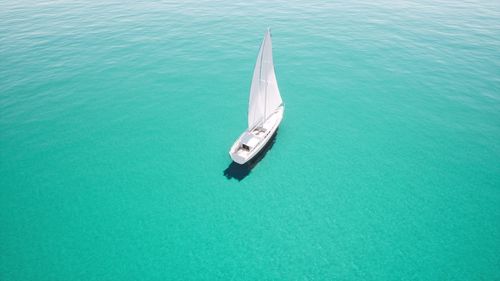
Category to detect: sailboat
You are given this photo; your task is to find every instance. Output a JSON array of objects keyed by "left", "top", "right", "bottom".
[{"left": 229, "top": 28, "right": 284, "bottom": 165}]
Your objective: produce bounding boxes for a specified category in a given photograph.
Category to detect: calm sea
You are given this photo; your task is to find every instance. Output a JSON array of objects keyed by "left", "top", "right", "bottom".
[{"left": 1, "top": 0, "right": 499, "bottom": 280}]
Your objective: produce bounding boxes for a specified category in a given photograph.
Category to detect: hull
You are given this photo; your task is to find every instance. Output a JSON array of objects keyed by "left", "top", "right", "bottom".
[{"left": 229, "top": 106, "right": 284, "bottom": 164}]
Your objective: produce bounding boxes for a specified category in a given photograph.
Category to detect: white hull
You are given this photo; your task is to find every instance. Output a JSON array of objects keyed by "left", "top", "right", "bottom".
[{"left": 229, "top": 106, "right": 284, "bottom": 164}]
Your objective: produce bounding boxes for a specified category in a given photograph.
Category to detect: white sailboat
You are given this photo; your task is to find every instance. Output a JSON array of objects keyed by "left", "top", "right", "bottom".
[{"left": 229, "top": 28, "right": 284, "bottom": 164}]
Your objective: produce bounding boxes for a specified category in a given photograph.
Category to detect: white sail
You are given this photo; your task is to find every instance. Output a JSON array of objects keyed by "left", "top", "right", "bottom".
[{"left": 248, "top": 29, "right": 282, "bottom": 129}]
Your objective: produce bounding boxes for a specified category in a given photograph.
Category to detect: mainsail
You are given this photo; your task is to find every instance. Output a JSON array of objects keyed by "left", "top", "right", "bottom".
[{"left": 247, "top": 29, "right": 282, "bottom": 129}]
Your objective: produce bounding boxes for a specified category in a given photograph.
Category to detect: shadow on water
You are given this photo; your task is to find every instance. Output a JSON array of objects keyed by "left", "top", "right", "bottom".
[{"left": 223, "top": 130, "right": 279, "bottom": 181}]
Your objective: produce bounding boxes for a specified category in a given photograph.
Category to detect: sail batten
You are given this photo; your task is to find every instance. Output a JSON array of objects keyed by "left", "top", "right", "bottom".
[{"left": 247, "top": 29, "right": 282, "bottom": 129}]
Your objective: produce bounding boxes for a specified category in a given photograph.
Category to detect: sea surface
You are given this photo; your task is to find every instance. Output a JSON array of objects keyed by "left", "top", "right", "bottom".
[{"left": 1, "top": 1, "right": 499, "bottom": 280}]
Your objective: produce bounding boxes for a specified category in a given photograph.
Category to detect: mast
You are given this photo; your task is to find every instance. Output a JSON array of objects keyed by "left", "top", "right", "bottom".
[
  {"left": 261, "top": 28, "right": 271, "bottom": 128},
  {"left": 262, "top": 29, "right": 269, "bottom": 127}
]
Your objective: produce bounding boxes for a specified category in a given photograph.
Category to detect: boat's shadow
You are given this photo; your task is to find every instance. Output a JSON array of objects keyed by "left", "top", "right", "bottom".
[{"left": 223, "top": 130, "right": 279, "bottom": 181}]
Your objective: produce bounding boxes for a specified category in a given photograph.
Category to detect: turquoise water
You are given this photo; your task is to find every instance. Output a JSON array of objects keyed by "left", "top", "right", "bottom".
[{"left": 1, "top": 0, "right": 500, "bottom": 279}]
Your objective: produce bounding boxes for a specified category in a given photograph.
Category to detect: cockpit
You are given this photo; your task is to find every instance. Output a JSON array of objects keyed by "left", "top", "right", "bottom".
[{"left": 239, "top": 132, "right": 262, "bottom": 152}]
